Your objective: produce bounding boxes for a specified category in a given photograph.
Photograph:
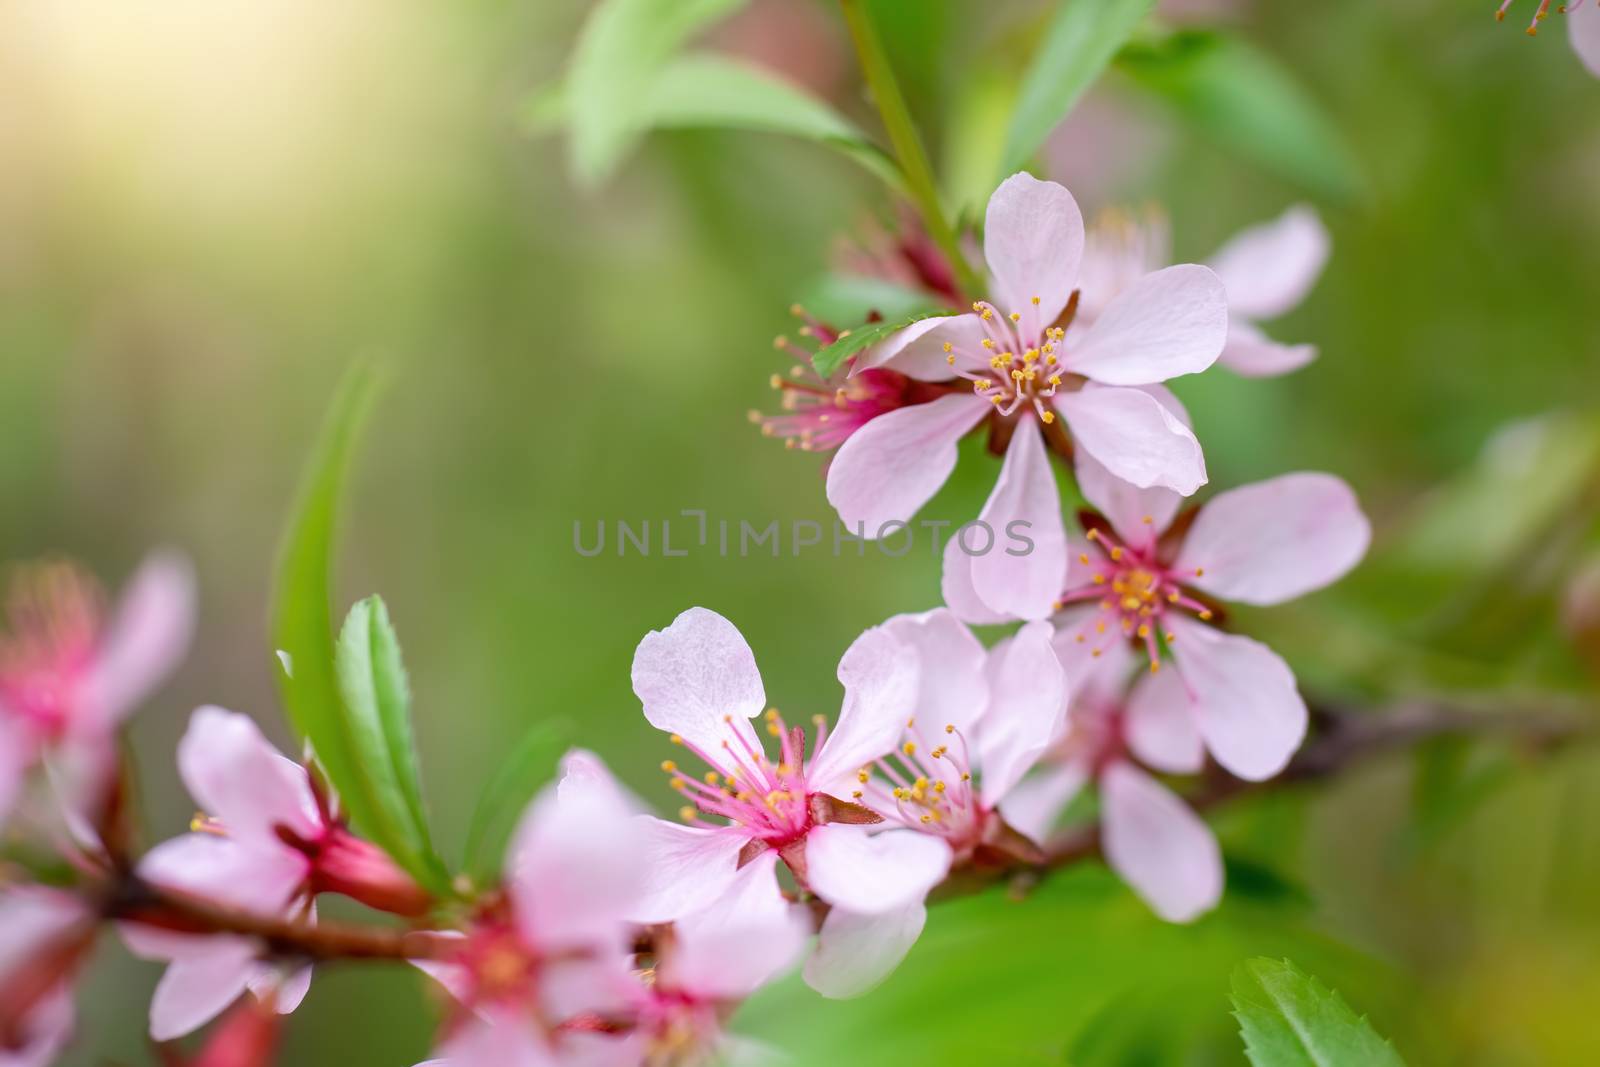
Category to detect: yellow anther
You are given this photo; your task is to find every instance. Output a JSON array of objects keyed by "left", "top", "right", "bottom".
[
  {"left": 669, "top": 779, "right": 686, "bottom": 791},
  {"left": 1009, "top": 311, "right": 1021, "bottom": 323},
  {"left": 1030, "top": 295, "right": 1041, "bottom": 306},
  {"left": 934, "top": 781, "right": 947, "bottom": 793},
  {"left": 1048, "top": 375, "right": 1062, "bottom": 387},
  {"left": 1110, "top": 546, "right": 1124, "bottom": 562},
  {"left": 852, "top": 790, "right": 863, "bottom": 799},
  {"left": 1079, "top": 553, "right": 1090, "bottom": 564},
  {"left": 1011, "top": 369, "right": 1024, "bottom": 381},
  {"left": 1041, "top": 411, "right": 1056, "bottom": 425},
  {"left": 660, "top": 760, "right": 677, "bottom": 772},
  {"left": 982, "top": 338, "right": 995, "bottom": 350},
  {"left": 703, "top": 771, "right": 719, "bottom": 784},
  {"left": 1194, "top": 567, "right": 1205, "bottom": 577},
  {"left": 766, "top": 723, "right": 782, "bottom": 736},
  {"left": 1199, "top": 609, "right": 1214, "bottom": 621},
  {"left": 1137, "top": 624, "right": 1151, "bottom": 638},
  {"left": 1092, "top": 574, "right": 1106, "bottom": 585},
  {"left": 858, "top": 769, "right": 870, "bottom": 783},
  {"left": 768, "top": 374, "right": 783, "bottom": 390},
  {"left": 961, "top": 772, "right": 972, "bottom": 782},
  {"left": 680, "top": 805, "right": 698, "bottom": 821},
  {"left": 943, "top": 342, "right": 953, "bottom": 353},
  {"left": 670, "top": 734, "right": 684, "bottom": 745},
  {"left": 1150, "top": 661, "right": 1162, "bottom": 674},
  {"left": 945, "top": 723, "right": 955, "bottom": 734},
  {"left": 1086, "top": 528, "right": 1100, "bottom": 541},
  {"left": 903, "top": 741, "right": 918, "bottom": 756},
  {"left": 947, "top": 354, "right": 956, "bottom": 365},
  {"left": 1142, "top": 515, "right": 1154, "bottom": 525}
]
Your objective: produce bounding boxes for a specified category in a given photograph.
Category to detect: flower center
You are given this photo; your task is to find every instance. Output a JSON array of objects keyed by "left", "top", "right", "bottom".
[
  {"left": 1056, "top": 527, "right": 1213, "bottom": 669},
  {"left": 854, "top": 719, "right": 983, "bottom": 847},
  {"left": 940, "top": 299, "right": 1074, "bottom": 425},
  {"left": 660, "top": 708, "right": 824, "bottom": 846},
  {"left": 0, "top": 561, "right": 104, "bottom": 735}
]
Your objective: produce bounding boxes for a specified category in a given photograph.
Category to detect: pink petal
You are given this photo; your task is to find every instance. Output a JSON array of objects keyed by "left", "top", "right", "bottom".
[
  {"left": 509, "top": 764, "right": 643, "bottom": 953},
  {"left": 147, "top": 939, "right": 257, "bottom": 1040},
  {"left": 628, "top": 818, "right": 747, "bottom": 924},
  {"left": 802, "top": 824, "right": 951, "bottom": 914},
  {"left": 0, "top": 888, "right": 91, "bottom": 970},
  {"left": 432, "top": 1012, "right": 561, "bottom": 1067},
  {"left": 807, "top": 624, "right": 919, "bottom": 795},
  {"left": 1063, "top": 265, "right": 1228, "bottom": 386},
  {"left": 556, "top": 748, "right": 646, "bottom": 814},
  {"left": 1051, "top": 604, "right": 1139, "bottom": 709},
  {"left": 0, "top": 983, "right": 73, "bottom": 1067},
  {"left": 630, "top": 607, "right": 766, "bottom": 757},
  {"left": 1168, "top": 616, "right": 1307, "bottom": 781},
  {"left": 248, "top": 959, "right": 312, "bottom": 1015},
  {"left": 1207, "top": 205, "right": 1329, "bottom": 321},
  {"left": 667, "top": 851, "right": 808, "bottom": 1000},
  {"left": 1574, "top": 3, "right": 1600, "bottom": 77},
  {"left": 135, "top": 833, "right": 307, "bottom": 918},
  {"left": 854, "top": 314, "right": 988, "bottom": 380},
  {"left": 176, "top": 706, "right": 321, "bottom": 847},
  {"left": 1123, "top": 667, "right": 1205, "bottom": 775},
  {"left": 825, "top": 394, "right": 990, "bottom": 531},
  {"left": 1100, "top": 760, "right": 1222, "bottom": 923},
  {"left": 1055, "top": 384, "right": 1207, "bottom": 494},
  {"left": 939, "top": 533, "right": 1015, "bottom": 626},
  {"left": 1217, "top": 319, "right": 1317, "bottom": 378},
  {"left": 803, "top": 901, "right": 926, "bottom": 999},
  {"left": 976, "top": 621, "right": 1066, "bottom": 806},
  {"left": 1073, "top": 447, "right": 1181, "bottom": 551},
  {"left": 997, "top": 761, "right": 1089, "bottom": 846},
  {"left": 879, "top": 608, "right": 990, "bottom": 738},
  {"left": 80, "top": 551, "right": 195, "bottom": 730},
  {"left": 967, "top": 419, "right": 1068, "bottom": 621},
  {"left": 1176, "top": 473, "right": 1370, "bottom": 606},
  {"left": 983, "top": 172, "right": 1085, "bottom": 327}
]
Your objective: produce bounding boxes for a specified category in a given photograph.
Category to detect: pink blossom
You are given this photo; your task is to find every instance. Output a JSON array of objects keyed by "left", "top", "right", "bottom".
[
  {"left": 0, "top": 888, "right": 93, "bottom": 1067},
  {"left": 123, "top": 706, "right": 426, "bottom": 1041},
  {"left": 805, "top": 608, "right": 1065, "bottom": 997},
  {"left": 0, "top": 553, "right": 195, "bottom": 826},
  {"left": 1498, "top": 1, "right": 1600, "bottom": 75},
  {"left": 628, "top": 608, "right": 951, "bottom": 943},
  {"left": 827, "top": 173, "right": 1227, "bottom": 620},
  {"left": 1001, "top": 640, "right": 1222, "bottom": 923},
  {"left": 1054, "top": 461, "right": 1370, "bottom": 781},
  {"left": 416, "top": 750, "right": 647, "bottom": 1067}
]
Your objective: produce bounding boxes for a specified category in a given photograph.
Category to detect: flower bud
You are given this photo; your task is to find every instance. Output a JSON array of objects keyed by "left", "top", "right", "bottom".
[{"left": 308, "top": 828, "right": 432, "bottom": 917}]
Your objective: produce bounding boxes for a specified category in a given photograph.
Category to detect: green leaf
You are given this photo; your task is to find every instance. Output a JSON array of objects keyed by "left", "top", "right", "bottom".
[
  {"left": 334, "top": 596, "right": 449, "bottom": 891},
  {"left": 998, "top": 0, "right": 1156, "bottom": 176},
  {"left": 564, "top": 0, "right": 748, "bottom": 185},
  {"left": 1119, "top": 30, "right": 1363, "bottom": 201},
  {"left": 810, "top": 310, "right": 954, "bottom": 379},
  {"left": 1230, "top": 958, "right": 1406, "bottom": 1067},
  {"left": 462, "top": 718, "right": 571, "bottom": 882}
]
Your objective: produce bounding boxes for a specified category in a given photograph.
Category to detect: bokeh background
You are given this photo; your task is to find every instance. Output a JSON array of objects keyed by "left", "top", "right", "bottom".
[{"left": 2, "top": 0, "right": 1599, "bottom": 1063}]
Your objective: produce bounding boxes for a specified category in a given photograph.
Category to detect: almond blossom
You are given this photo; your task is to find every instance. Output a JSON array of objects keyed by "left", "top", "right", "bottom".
[
  {"left": 1050, "top": 456, "right": 1370, "bottom": 781},
  {"left": 415, "top": 750, "right": 647, "bottom": 1067},
  {"left": 804, "top": 608, "right": 1065, "bottom": 998},
  {"left": 122, "top": 706, "right": 427, "bottom": 1042},
  {"left": 1498, "top": 1, "right": 1600, "bottom": 75},
  {"left": 0, "top": 888, "right": 94, "bottom": 1067},
  {"left": 0, "top": 553, "right": 194, "bottom": 827},
  {"left": 627, "top": 608, "right": 951, "bottom": 938},
  {"left": 826, "top": 172, "right": 1228, "bottom": 620},
  {"left": 1002, "top": 639, "right": 1223, "bottom": 923}
]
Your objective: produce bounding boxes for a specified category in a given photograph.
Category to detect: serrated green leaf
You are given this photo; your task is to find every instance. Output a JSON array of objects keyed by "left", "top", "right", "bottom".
[
  {"left": 1119, "top": 30, "right": 1363, "bottom": 201},
  {"left": 1230, "top": 957, "right": 1406, "bottom": 1067},
  {"left": 565, "top": 0, "right": 748, "bottom": 185},
  {"left": 810, "top": 310, "right": 953, "bottom": 379},
  {"left": 999, "top": 0, "right": 1156, "bottom": 176},
  {"left": 462, "top": 718, "right": 571, "bottom": 882},
  {"left": 334, "top": 596, "right": 449, "bottom": 892}
]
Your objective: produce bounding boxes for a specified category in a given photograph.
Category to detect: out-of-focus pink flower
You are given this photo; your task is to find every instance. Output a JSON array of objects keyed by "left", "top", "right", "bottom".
[
  {"left": 0, "top": 553, "right": 194, "bottom": 827},
  {"left": 175, "top": 997, "right": 281, "bottom": 1067},
  {"left": 805, "top": 609, "right": 1065, "bottom": 997},
  {"left": 0, "top": 887, "right": 94, "bottom": 1067},
  {"left": 123, "top": 706, "right": 427, "bottom": 1041},
  {"left": 1499, "top": 1, "right": 1600, "bottom": 76},
  {"left": 1003, "top": 641, "right": 1222, "bottom": 923},
  {"left": 628, "top": 608, "right": 950, "bottom": 942},
  {"left": 416, "top": 751, "right": 646, "bottom": 1067},
  {"left": 828, "top": 173, "right": 1227, "bottom": 620},
  {"left": 1053, "top": 459, "right": 1370, "bottom": 781}
]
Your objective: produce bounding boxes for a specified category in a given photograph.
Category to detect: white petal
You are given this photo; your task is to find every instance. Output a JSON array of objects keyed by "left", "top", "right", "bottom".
[
  {"left": 1101, "top": 761, "right": 1222, "bottom": 923},
  {"left": 1176, "top": 472, "right": 1370, "bottom": 606},
  {"left": 1123, "top": 667, "right": 1205, "bottom": 775},
  {"left": 976, "top": 621, "right": 1066, "bottom": 806},
  {"left": 1073, "top": 447, "right": 1181, "bottom": 551},
  {"left": 854, "top": 314, "right": 989, "bottom": 380},
  {"left": 1064, "top": 265, "right": 1228, "bottom": 385},
  {"left": 939, "top": 532, "right": 1016, "bottom": 626},
  {"left": 807, "top": 625, "right": 919, "bottom": 795},
  {"left": 803, "top": 902, "right": 927, "bottom": 999},
  {"left": 802, "top": 825, "right": 950, "bottom": 914},
  {"left": 825, "top": 394, "right": 990, "bottom": 531},
  {"left": 1056, "top": 384, "right": 1207, "bottom": 494},
  {"left": 1207, "top": 205, "right": 1330, "bottom": 321},
  {"left": 878, "top": 608, "right": 990, "bottom": 738},
  {"left": 148, "top": 941, "right": 257, "bottom": 1040},
  {"left": 997, "top": 761, "right": 1089, "bottom": 846},
  {"left": 983, "top": 172, "right": 1085, "bottom": 327},
  {"left": 667, "top": 851, "right": 808, "bottom": 1000},
  {"left": 630, "top": 607, "right": 766, "bottom": 758},
  {"left": 968, "top": 419, "right": 1068, "bottom": 621},
  {"left": 1168, "top": 617, "right": 1307, "bottom": 781},
  {"left": 627, "top": 818, "right": 748, "bottom": 924}
]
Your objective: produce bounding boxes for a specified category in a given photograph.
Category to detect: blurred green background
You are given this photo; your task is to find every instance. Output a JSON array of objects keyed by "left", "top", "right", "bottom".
[{"left": 2, "top": 0, "right": 1598, "bottom": 1063}]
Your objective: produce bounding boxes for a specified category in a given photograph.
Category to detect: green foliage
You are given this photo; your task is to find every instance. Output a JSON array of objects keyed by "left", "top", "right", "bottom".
[
  {"left": 999, "top": 0, "right": 1157, "bottom": 177},
  {"left": 792, "top": 274, "right": 935, "bottom": 329},
  {"left": 271, "top": 365, "right": 449, "bottom": 894},
  {"left": 810, "top": 310, "right": 953, "bottom": 378},
  {"left": 461, "top": 719, "right": 571, "bottom": 882},
  {"left": 1230, "top": 957, "right": 1405, "bottom": 1067},
  {"left": 334, "top": 596, "right": 450, "bottom": 891},
  {"left": 1119, "top": 30, "right": 1363, "bottom": 201}
]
